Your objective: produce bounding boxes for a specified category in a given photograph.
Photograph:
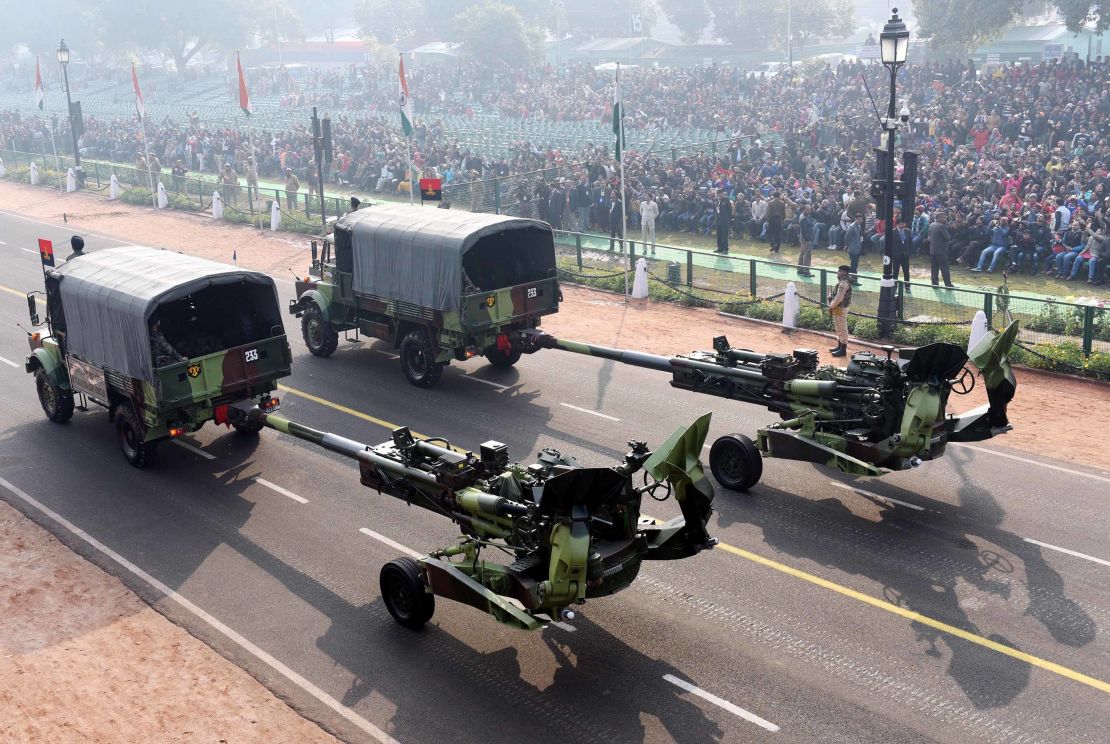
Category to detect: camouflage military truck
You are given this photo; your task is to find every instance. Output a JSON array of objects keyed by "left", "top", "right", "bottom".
[
  {"left": 289, "top": 204, "right": 560, "bottom": 387},
  {"left": 24, "top": 246, "right": 292, "bottom": 467}
]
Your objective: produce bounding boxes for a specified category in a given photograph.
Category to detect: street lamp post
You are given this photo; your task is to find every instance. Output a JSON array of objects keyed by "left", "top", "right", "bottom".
[
  {"left": 877, "top": 9, "right": 909, "bottom": 338},
  {"left": 57, "top": 39, "right": 81, "bottom": 171}
]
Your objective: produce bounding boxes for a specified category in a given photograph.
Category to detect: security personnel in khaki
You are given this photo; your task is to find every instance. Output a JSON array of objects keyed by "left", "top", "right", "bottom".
[{"left": 827, "top": 264, "right": 852, "bottom": 357}]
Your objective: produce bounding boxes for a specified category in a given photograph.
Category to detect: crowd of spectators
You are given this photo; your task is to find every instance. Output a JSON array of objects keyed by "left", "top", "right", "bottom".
[{"left": 1, "top": 54, "right": 1108, "bottom": 286}]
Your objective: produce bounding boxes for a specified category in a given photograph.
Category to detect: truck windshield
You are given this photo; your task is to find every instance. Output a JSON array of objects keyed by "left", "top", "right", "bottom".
[
  {"left": 462, "top": 228, "right": 555, "bottom": 292},
  {"left": 156, "top": 281, "right": 282, "bottom": 358}
]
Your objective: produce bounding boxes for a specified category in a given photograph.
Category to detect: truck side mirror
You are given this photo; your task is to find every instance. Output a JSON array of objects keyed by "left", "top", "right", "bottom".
[{"left": 27, "top": 293, "right": 39, "bottom": 326}]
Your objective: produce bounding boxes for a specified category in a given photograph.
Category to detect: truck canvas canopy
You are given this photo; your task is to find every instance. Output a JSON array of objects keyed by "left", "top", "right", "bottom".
[
  {"left": 336, "top": 205, "right": 556, "bottom": 312},
  {"left": 53, "top": 246, "right": 281, "bottom": 381}
]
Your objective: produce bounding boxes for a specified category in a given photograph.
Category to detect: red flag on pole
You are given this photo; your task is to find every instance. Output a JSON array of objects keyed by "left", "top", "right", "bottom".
[
  {"left": 131, "top": 62, "right": 145, "bottom": 121},
  {"left": 34, "top": 58, "right": 45, "bottom": 110},
  {"left": 237, "top": 52, "right": 251, "bottom": 117}
]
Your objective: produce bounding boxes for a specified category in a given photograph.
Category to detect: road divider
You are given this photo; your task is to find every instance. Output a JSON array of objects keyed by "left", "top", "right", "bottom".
[
  {"left": 559, "top": 402, "right": 620, "bottom": 422},
  {"left": 1024, "top": 538, "right": 1110, "bottom": 568},
  {"left": 828, "top": 481, "right": 926, "bottom": 512},
  {"left": 255, "top": 477, "right": 309, "bottom": 504},
  {"left": 171, "top": 439, "right": 216, "bottom": 461},
  {"left": 663, "top": 674, "right": 779, "bottom": 732}
]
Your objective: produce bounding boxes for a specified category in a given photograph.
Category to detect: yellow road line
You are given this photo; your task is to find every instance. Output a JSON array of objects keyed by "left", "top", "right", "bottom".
[
  {"left": 276, "top": 384, "right": 462, "bottom": 451},
  {"left": 0, "top": 283, "right": 26, "bottom": 298},
  {"left": 286, "top": 383, "right": 1110, "bottom": 694},
  {"left": 713, "top": 541, "right": 1110, "bottom": 694}
]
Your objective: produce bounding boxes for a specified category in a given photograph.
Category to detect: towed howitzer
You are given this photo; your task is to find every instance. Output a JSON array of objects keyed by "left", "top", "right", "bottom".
[
  {"left": 522, "top": 322, "right": 1019, "bottom": 492},
  {"left": 232, "top": 404, "right": 717, "bottom": 630}
]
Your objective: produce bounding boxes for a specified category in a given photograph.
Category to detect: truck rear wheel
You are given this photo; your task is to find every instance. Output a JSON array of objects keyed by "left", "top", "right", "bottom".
[
  {"left": 484, "top": 346, "right": 522, "bottom": 368},
  {"left": 301, "top": 305, "right": 338, "bottom": 358},
  {"left": 709, "top": 433, "right": 762, "bottom": 492},
  {"left": 114, "top": 402, "right": 159, "bottom": 469},
  {"left": 380, "top": 558, "right": 435, "bottom": 629},
  {"left": 35, "top": 368, "right": 74, "bottom": 423},
  {"left": 400, "top": 329, "right": 444, "bottom": 388}
]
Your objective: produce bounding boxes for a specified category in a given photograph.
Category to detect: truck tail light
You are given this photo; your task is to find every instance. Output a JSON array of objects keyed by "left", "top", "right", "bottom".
[
  {"left": 496, "top": 333, "right": 511, "bottom": 353},
  {"left": 169, "top": 426, "right": 186, "bottom": 438},
  {"left": 213, "top": 403, "right": 230, "bottom": 426}
]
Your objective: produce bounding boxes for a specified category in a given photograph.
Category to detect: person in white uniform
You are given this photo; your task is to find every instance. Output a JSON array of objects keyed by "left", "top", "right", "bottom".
[{"left": 640, "top": 193, "right": 659, "bottom": 255}]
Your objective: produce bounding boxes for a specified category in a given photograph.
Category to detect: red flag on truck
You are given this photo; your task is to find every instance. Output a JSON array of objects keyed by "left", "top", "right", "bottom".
[
  {"left": 38, "top": 238, "right": 55, "bottom": 267},
  {"left": 419, "top": 178, "right": 442, "bottom": 201}
]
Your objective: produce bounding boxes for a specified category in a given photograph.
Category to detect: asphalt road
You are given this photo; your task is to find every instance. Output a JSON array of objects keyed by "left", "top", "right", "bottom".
[{"left": 0, "top": 209, "right": 1107, "bottom": 743}]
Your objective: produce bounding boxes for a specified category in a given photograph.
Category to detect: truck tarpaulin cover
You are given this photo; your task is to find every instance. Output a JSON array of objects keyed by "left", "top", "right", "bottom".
[
  {"left": 54, "top": 246, "right": 277, "bottom": 381},
  {"left": 340, "top": 204, "right": 551, "bottom": 311}
]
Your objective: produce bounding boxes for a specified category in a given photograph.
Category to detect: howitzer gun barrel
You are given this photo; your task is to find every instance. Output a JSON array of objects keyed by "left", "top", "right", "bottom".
[
  {"left": 246, "top": 409, "right": 444, "bottom": 490},
  {"left": 548, "top": 339, "right": 676, "bottom": 373}
]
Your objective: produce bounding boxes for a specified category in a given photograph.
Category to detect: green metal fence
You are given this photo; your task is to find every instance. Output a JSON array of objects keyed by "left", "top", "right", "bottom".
[
  {"left": 0, "top": 148, "right": 343, "bottom": 234},
  {"left": 551, "top": 231, "right": 1109, "bottom": 357}
]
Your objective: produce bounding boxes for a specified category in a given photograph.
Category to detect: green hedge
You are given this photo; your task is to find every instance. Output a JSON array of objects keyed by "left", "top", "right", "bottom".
[{"left": 557, "top": 259, "right": 1108, "bottom": 381}]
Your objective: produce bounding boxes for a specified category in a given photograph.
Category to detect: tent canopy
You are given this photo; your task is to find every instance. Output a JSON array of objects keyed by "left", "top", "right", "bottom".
[
  {"left": 337, "top": 205, "right": 553, "bottom": 312},
  {"left": 54, "top": 246, "right": 278, "bottom": 381}
]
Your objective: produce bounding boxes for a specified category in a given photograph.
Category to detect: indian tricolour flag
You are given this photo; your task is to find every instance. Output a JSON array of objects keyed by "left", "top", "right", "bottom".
[
  {"left": 237, "top": 51, "right": 252, "bottom": 116},
  {"left": 398, "top": 55, "right": 414, "bottom": 138},
  {"left": 34, "top": 58, "right": 45, "bottom": 110},
  {"left": 612, "top": 65, "right": 624, "bottom": 162}
]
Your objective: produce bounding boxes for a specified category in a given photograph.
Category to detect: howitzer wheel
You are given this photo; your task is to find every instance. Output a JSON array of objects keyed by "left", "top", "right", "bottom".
[
  {"left": 709, "top": 434, "right": 763, "bottom": 492},
  {"left": 35, "top": 368, "right": 74, "bottom": 424},
  {"left": 301, "top": 305, "right": 338, "bottom": 358},
  {"left": 400, "top": 329, "right": 444, "bottom": 388},
  {"left": 484, "top": 346, "right": 522, "bottom": 368},
  {"left": 380, "top": 558, "right": 435, "bottom": 629}
]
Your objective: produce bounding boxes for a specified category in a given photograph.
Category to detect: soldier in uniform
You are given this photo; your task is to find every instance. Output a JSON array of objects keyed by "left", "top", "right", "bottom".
[
  {"left": 65, "top": 235, "right": 85, "bottom": 261},
  {"left": 149, "top": 318, "right": 186, "bottom": 367},
  {"left": 826, "top": 264, "right": 853, "bottom": 357}
]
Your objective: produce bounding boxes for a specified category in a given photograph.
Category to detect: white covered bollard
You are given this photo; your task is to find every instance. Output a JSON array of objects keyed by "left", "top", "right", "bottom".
[
  {"left": 109, "top": 174, "right": 120, "bottom": 200},
  {"left": 212, "top": 191, "right": 224, "bottom": 219},
  {"left": 0, "top": 156, "right": 6, "bottom": 178},
  {"left": 66, "top": 167, "right": 76, "bottom": 192},
  {"left": 157, "top": 182, "right": 168, "bottom": 209},
  {"left": 29, "top": 162, "right": 39, "bottom": 185},
  {"left": 631, "top": 256, "right": 649, "bottom": 299},
  {"left": 782, "top": 281, "right": 799, "bottom": 329},
  {"left": 270, "top": 199, "right": 281, "bottom": 231},
  {"left": 968, "top": 310, "right": 988, "bottom": 353}
]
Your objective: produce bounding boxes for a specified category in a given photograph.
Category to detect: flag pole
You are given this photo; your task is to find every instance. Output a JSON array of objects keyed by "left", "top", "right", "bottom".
[
  {"left": 238, "top": 51, "right": 261, "bottom": 232},
  {"left": 48, "top": 124, "right": 61, "bottom": 192},
  {"left": 617, "top": 63, "right": 629, "bottom": 302},
  {"left": 140, "top": 112, "right": 156, "bottom": 208}
]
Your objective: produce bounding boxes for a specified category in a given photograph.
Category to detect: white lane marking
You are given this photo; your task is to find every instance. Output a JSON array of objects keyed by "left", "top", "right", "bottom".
[
  {"left": 0, "top": 476, "right": 399, "bottom": 744},
  {"left": 255, "top": 477, "right": 308, "bottom": 504},
  {"left": 1024, "top": 538, "right": 1110, "bottom": 568},
  {"left": 663, "top": 674, "right": 779, "bottom": 732},
  {"left": 549, "top": 621, "right": 577, "bottom": 632},
  {"left": 21, "top": 248, "right": 37, "bottom": 254},
  {"left": 829, "top": 481, "right": 926, "bottom": 512},
  {"left": 461, "top": 375, "right": 508, "bottom": 390},
  {"left": 559, "top": 402, "right": 620, "bottom": 422},
  {"left": 0, "top": 355, "right": 20, "bottom": 368},
  {"left": 953, "top": 443, "right": 1110, "bottom": 484},
  {"left": 0, "top": 240, "right": 8, "bottom": 245},
  {"left": 359, "top": 527, "right": 423, "bottom": 560},
  {"left": 171, "top": 439, "right": 217, "bottom": 460},
  {"left": 0, "top": 208, "right": 127, "bottom": 243}
]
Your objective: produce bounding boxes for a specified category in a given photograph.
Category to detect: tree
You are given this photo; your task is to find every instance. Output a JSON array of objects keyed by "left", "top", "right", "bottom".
[
  {"left": 93, "top": 0, "right": 256, "bottom": 73},
  {"left": 912, "top": 0, "right": 1108, "bottom": 55},
  {"left": 660, "top": 0, "right": 711, "bottom": 44},
  {"left": 558, "top": 0, "right": 658, "bottom": 39},
  {"left": 454, "top": 2, "right": 543, "bottom": 72},
  {"left": 708, "top": 0, "right": 855, "bottom": 51},
  {"left": 356, "top": 0, "right": 425, "bottom": 47}
]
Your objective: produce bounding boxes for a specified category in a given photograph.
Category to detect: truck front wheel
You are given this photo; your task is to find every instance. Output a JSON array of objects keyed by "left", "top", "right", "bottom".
[
  {"left": 35, "top": 368, "right": 74, "bottom": 423},
  {"left": 114, "top": 402, "right": 159, "bottom": 469},
  {"left": 484, "top": 346, "right": 522, "bottom": 368},
  {"left": 301, "top": 305, "right": 339, "bottom": 358},
  {"left": 400, "top": 329, "right": 444, "bottom": 388}
]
